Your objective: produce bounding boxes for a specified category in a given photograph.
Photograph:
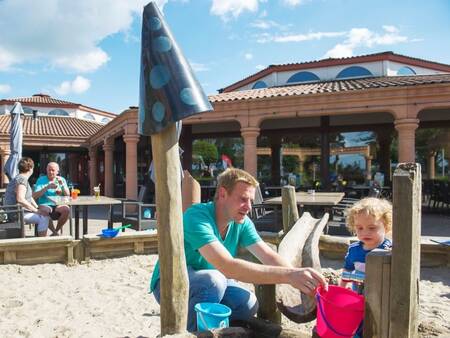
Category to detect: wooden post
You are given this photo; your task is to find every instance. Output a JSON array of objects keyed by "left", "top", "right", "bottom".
[
  {"left": 389, "top": 163, "right": 421, "bottom": 337},
  {"left": 282, "top": 185, "right": 299, "bottom": 233},
  {"left": 364, "top": 249, "right": 392, "bottom": 338},
  {"left": 151, "top": 123, "right": 189, "bottom": 335}
]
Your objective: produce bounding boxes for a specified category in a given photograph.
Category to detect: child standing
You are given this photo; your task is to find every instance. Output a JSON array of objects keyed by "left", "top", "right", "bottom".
[{"left": 340, "top": 197, "right": 392, "bottom": 290}]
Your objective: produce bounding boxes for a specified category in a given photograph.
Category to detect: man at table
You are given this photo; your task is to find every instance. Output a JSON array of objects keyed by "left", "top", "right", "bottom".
[
  {"left": 33, "top": 162, "right": 70, "bottom": 236},
  {"left": 150, "top": 168, "right": 327, "bottom": 332}
]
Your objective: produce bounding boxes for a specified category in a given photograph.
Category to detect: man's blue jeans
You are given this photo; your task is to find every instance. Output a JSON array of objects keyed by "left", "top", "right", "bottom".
[{"left": 153, "top": 267, "right": 258, "bottom": 332}]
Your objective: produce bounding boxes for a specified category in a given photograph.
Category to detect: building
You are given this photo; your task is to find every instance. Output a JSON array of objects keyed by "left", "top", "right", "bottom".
[
  {"left": 0, "top": 94, "right": 116, "bottom": 192},
  {"left": 2, "top": 52, "right": 450, "bottom": 199}
]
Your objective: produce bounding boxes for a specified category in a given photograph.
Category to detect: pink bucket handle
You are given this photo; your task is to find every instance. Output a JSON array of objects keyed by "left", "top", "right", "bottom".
[{"left": 316, "top": 293, "right": 364, "bottom": 337}]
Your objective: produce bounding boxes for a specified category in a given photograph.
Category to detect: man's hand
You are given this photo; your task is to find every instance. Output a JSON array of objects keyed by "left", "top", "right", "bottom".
[
  {"left": 47, "top": 182, "right": 57, "bottom": 190},
  {"left": 287, "top": 267, "right": 328, "bottom": 296}
]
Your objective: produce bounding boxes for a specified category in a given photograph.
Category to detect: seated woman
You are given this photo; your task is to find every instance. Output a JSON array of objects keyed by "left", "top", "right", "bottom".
[{"left": 3, "top": 157, "right": 50, "bottom": 236}]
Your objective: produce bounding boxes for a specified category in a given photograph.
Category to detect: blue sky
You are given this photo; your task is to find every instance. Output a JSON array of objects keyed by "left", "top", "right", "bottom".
[{"left": 1, "top": 0, "right": 449, "bottom": 114}]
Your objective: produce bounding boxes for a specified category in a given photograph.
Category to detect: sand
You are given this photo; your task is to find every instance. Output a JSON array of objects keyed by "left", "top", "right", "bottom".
[{"left": 0, "top": 255, "right": 448, "bottom": 338}]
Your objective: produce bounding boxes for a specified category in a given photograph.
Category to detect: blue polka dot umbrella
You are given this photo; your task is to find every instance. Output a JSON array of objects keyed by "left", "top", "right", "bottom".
[{"left": 138, "top": 2, "right": 213, "bottom": 135}]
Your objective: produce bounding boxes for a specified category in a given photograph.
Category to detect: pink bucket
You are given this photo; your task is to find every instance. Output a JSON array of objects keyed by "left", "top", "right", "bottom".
[{"left": 316, "top": 285, "right": 365, "bottom": 338}]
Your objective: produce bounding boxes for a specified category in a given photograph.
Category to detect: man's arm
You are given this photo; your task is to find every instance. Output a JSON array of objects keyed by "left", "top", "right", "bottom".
[
  {"left": 199, "top": 241, "right": 326, "bottom": 295},
  {"left": 246, "top": 241, "right": 292, "bottom": 267},
  {"left": 33, "top": 180, "right": 56, "bottom": 199}
]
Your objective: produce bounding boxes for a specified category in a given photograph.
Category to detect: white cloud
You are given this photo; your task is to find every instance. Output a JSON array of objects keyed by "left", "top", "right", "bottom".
[
  {"left": 55, "top": 76, "right": 91, "bottom": 95},
  {"left": 210, "top": 0, "right": 260, "bottom": 20},
  {"left": 0, "top": 84, "right": 11, "bottom": 94},
  {"left": 256, "top": 31, "right": 345, "bottom": 43},
  {"left": 0, "top": 0, "right": 170, "bottom": 73},
  {"left": 244, "top": 53, "right": 253, "bottom": 60},
  {"left": 282, "top": 0, "right": 308, "bottom": 6},
  {"left": 324, "top": 26, "right": 408, "bottom": 58},
  {"left": 255, "top": 64, "right": 266, "bottom": 70},
  {"left": 250, "top": 19, "right": 291, "bottom": 30}
]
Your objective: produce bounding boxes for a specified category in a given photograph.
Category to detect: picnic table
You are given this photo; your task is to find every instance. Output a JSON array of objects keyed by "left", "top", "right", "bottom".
[
  {"left": 263, "top": 191, "right": 345, "bottom": 217},
  {"left": 48, "top": 195, "right": 121, "bottom": 239}
]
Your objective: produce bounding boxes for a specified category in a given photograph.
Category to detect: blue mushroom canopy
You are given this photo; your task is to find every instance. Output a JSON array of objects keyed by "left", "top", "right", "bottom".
[{"left": 138, "top": 2, "right": 213, "bottom": 135}]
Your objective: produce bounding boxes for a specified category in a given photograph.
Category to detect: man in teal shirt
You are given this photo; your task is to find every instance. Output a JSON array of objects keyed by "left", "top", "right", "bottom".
[
  {"left": 33, "top": 162, "right": 70, "bottom": 236},
  {"left": 151, "top": 168, "right": 327, "bottom": 331}
]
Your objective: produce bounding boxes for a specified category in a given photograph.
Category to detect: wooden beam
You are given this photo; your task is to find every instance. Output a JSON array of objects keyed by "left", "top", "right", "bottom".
[
  {"left": 389, "top": 163, "right": 421, "bottom": 338},
  {"left": 281, "top": 186, "right": 299, "bottom": 233},
  {"left": 364, "top": 249, "right": 392, "bottom": 338},
  {"left": 151, "top": 123, "right": 189, "bottom": 335}
]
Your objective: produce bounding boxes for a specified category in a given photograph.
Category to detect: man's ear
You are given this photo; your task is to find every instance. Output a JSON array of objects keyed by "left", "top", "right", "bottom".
[{"left": 218, "top": 186, "right": 227, "bottom": 199}]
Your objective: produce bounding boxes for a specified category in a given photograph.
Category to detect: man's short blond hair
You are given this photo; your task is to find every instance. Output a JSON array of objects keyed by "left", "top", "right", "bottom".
[
  {"left": 215, "top": 168, "right": 258, "bottom": 199},
  {"left": 346, "top": 197, "right": 392, "bottom": 234}
]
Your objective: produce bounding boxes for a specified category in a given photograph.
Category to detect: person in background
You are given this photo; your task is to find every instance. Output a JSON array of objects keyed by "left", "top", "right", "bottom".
[
  {"left": 150, "top": 168, "right": 327, "bottom": 332},
  {"left": 339, "top": 197, "right": 392, "bottom": 290},
  {"left": 33, "top": 162, "right": 70, "bottom": 236},
  {"left": 4, "top": 157, "right": 50, "bottom": 236}
]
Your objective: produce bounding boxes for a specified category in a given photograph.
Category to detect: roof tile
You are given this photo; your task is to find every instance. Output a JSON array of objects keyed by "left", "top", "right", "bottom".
[
  {"left": 0, "top": 115, "right": 103, "bottom": 138},
  {"left": 209, "top": 74, "right": 450, "bottom": 103}
]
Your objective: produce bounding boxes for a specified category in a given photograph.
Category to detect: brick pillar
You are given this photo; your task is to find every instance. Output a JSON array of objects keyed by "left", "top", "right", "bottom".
[
  {"left": 1, "top": 148, "right": 11, "bottom": 187},
  {"left": 365, "top": 156, "right": 373, "bottom": 181},
  {"left": 427, "top": 151, "right": 436, "bottom": 179},
  {"left": 123, "top": 134, "right": 140, "bottom": 201},
  {"left": 394, "top": 119, "right": 419, "bottom": 163},
  {"left": 89, "top": 147, "right": 98, "bottom": 192},
  {"left": 241, "top": 127, "right": 260, "bottom": 178},
  {"left": 103, "top": 139, "right": 114, "bottom": 197}
]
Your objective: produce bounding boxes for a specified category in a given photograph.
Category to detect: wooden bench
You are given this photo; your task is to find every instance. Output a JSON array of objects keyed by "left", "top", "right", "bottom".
[
  {"left": 0, "top": 236, "right": 76, "bottom": 265},
  {"left": 82, "top": 231, "right": 158, "bottom": 261}
]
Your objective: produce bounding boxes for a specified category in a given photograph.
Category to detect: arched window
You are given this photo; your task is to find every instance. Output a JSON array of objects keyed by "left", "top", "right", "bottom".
[
  {"left": 48, "top": 109, "right": 69, "bottom": 116},
  {"left": 252, "top": 80, "right": 268, "bottom": 89},
  {"left": 287, "top": 71, "right": 320, "bottom": 83},
  {"left": 83, "top": 113, "right": 95, "bottom": 121},
  {"left": 22, "top": 106, "right": 34, "bottom": 115},
  {"left": 397, "top": 66, "right": 416, "bottom": 76},
  {"left": 101, "top": 117, "right": 111, "bottom": 124},
  {"left": 336, "top": 66, "right": 373, "bottom": 79}
]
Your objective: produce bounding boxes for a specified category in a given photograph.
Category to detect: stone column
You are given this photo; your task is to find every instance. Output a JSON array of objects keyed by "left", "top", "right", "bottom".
[
  {"left": 0, "top": 148, "right": 11, "bottom": 187},
  {"left": 365, "top": 156, "right": 373, "bottom": 181},
  {"left": 394, "top": 119, "right": 419, "bottom": 163},
  {"left": 241, "top": 127, "right": 260, "bottom": 178},
  {"left": 89, "top": 147, "right": 98, "bottom": 192},
  {"left": 123, "top": 134, "right": 140, "bottom": 201},
  {"left": 427, "top": 151, "right": 436, "bottom": 179},
  {"left": 269, "top": 135, "right": 281, "bottom": 185},
  {"left": 103, "top": 138, "right": 114, "bottom": 197}
]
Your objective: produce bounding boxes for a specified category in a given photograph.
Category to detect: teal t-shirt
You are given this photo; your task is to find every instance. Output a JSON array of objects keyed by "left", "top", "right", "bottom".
[
  {"left": 149, "top": 201, "right": 261, "bottom": 292},
  {"left": 34, "top": 175, "right": 68, "bottom": 205}
]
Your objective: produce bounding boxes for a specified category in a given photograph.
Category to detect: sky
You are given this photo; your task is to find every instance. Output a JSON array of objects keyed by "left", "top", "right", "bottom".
[{"left": 1, "top": 0, "right": 449, "bottom": 114}]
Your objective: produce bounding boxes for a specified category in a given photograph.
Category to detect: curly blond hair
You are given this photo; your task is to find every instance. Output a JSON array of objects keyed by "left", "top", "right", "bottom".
[
  {"left": 346, "top": 197, "right": 392, "bottom": 234},
  {"left": 214, "top": 168, "right": 258, "bottom": 199}
]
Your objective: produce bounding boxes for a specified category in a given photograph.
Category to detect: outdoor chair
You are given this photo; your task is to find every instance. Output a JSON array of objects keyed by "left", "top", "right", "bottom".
[
  {"left": 324, "top": 197, "right": 358, "bottom": 236},
  {"left": 251, "top": 185, "right": 282, "bottom": 233},
  {"left": 122, "top": 201, "right": 157, "bottom": 231},
  {"left": 0, "top": 204, "right": 25, "bottom": 239},
  {"left": 111, "top": 185, "right": 148, "bottom": 224}
]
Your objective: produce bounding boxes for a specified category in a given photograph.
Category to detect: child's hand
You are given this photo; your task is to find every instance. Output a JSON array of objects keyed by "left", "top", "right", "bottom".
[{"left": 339, "top": 279, "right": 353, "bottom": 289}]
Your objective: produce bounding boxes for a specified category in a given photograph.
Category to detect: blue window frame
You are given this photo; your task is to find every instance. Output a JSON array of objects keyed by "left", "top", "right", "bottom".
[
  {"left": 287, "top": 71, "right": 320, "bottom": 83},
  {"left": 48, "top": 109, "right": 69, "bottom": 116},
  {"left": 336, "top": 66, "right": 373, "bottom": 79},
  {"left": 397, "top": 66, "right": 416, "bottom": 76},
  {"left": 83, "top": 113, "right": 95, "bottom": 120},
  {"left": 101, "top": 117, "right": 111, "bottom": 124},
  {"left": 252, "top": 80, "right": 268, "bottom": 89}
]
